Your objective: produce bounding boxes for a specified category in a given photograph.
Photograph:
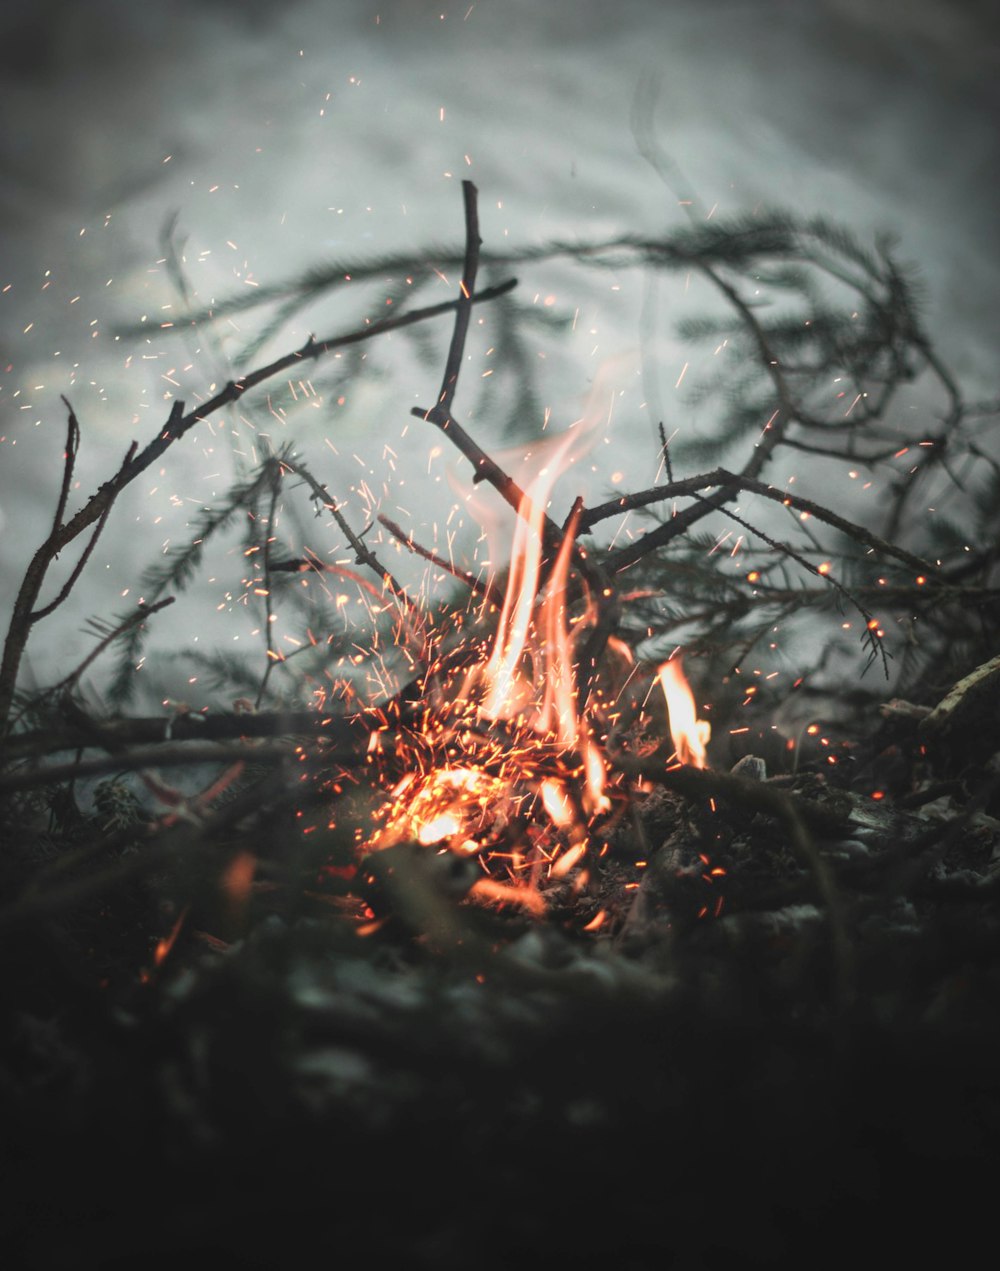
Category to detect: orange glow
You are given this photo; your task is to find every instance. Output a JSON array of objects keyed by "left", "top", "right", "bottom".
[
  {"left": 469, "top": 877, "right": 545, "bottom": 915},
  {"left": 657, "top": 658, "right": 711, "bottom": 768},
  {"left": 153, "top": 906, "right": 189, "bottom": 968},
  {"left": 417, "top": 813, "right": 461, "bottom": 844},
  {"left": 221, "top": 850, "right": 256, "bottom": 907},
  {"left": 374, "top": 766, "right": 508, "bottom": 849},
  {"left": 359, "top": 403, "right": 722, "bottom": 919}
]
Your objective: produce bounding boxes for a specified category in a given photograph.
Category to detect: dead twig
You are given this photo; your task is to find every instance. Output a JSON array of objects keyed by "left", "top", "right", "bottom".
[
  {"left": 50, "top": 598, "right": 177, "bottom": 698},
  {"left": 377, "top": 514, "right": 503, "bottom": 607},
  {"left": 1, "top": 706, "right": 371, "bottom": 765},
  {"left": 0, "top": 423, "right": 140, "bottom": 730},
  {"left": 0, "top": 275, "right": 516, "bottom": 733},
  {"left": 277, "top": 455, "right": 416, "bottom": 613}
]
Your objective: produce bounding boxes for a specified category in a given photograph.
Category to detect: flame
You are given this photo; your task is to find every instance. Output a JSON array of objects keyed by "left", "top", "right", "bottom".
[
  {"left": 374, "top": 766, "right": 508, "bottom": 850},
  {"left": 657, "top": 658, "right": 711, "bottom": 768},
  {"left": 478, "top": 428, "right": 581, "bottom": 726},
  {"left": 362, "top": 402, "right": 728, "bottom": 916}
]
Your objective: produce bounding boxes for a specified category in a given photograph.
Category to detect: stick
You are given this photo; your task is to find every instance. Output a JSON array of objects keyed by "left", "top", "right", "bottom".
[{"left": 0, "top": 278, "right": 516, "bottom": 731}]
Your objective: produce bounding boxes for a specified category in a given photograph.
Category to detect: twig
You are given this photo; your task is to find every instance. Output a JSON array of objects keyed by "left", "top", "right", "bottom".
[
  {"left": 603, "top": 485, "right": 738, "bottom": 575},
  {"left": 692, "top": 494, "right": 889, "bottom": 676},
  {"left": 435, "top": 179, "right": 480, "bottom": 418},
  {"left": 377, "top": 515, "right": 502, "bottom": 606},
  {"left": 47, "top": 401, "right": 80, "bottom": 547},
  {"left": 255, "top": 463, "right": 283, "bottom": 708},
  {"left": 0, "top": 429, "right": 140, "bottom": 729},
  {"left": 277, "top": 455, "right": 417, "bottom": 613},
  {"left": 50, "top": 598, "right": 177, "bottom": 696},
  {"left": 696, "top": 261, "right": 805, "bottom": 478}
]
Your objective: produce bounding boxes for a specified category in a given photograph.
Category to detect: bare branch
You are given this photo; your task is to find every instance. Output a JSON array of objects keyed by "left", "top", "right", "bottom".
[
  {"left": 1, "top": 706, "right": 370, "bottom": 766},
  {"left": 0, "top": 435, "right": 141, "bottom": 728},
  {"left": 30, "top": 441, "right": 138, "bottom": 623},
  {"left": 377, "top": 514, "right": 502, "bottom": 606},
  {"left": 434, "top": 179, "right": 480, "bottom": 417},
  {"left": 50, "top": 597, "right": 176, "bottom": 696},
  {"left": 584, "top": 467, "right": 938, "bottom": 581},
  {"left": 277, "top": 455, "right": 417, "bottom": 615}
]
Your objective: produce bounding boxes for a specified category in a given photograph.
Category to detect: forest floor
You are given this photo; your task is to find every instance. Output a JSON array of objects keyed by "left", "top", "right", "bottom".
[{"left": 3, "top": 709, "right": 999, "bottom": 1271}]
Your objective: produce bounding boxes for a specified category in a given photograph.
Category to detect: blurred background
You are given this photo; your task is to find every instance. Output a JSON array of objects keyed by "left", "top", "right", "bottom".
[{"left": 1, "top": 0, "right": 997, "bottom": 714}]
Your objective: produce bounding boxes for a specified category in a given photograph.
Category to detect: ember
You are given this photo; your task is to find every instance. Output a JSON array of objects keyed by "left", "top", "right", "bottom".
[{"left": 357, "top": 420, "right": 714, "bottom": 913}]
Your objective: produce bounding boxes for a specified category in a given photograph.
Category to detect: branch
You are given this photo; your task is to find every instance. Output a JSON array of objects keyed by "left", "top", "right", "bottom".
[
  {"left": 585, "top": 467, "right": 938, "bottom": 581},
  {"left": 277, "top": 455, "right": 418, "bottom": 615},
  {"left": 0, "top": 429, "right": 140, "bottom": 729},
  {"left": 435, "top": 179, "right": 480, "bottom": 418},
  {"left": 0, "top": 741, "right": 305, "bottom": 796},
  {"left": 47, "top": 400, "right": 80, "bottom": 546},
  {"left": 1, "top": 707, "right": 372, "bottom": 766},
  {"left": 377, "top": 515, "right": 503, "bottom": 607},
  {"left": 50, "top": 597, "right": 177, "bottom": 697},
  {"left": 30, "top": 440, "right": 138, "bottom": 622}
]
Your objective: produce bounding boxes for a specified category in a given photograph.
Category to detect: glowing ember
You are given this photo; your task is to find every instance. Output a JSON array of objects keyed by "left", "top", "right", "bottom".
[
  {"left": 360, "top": 420, "right": 710, "bottom": 915},
  {"left": 373, "top": 767, "right": 509, "bottom": 851}
]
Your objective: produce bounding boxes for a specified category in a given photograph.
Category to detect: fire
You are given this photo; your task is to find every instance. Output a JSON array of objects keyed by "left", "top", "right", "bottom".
[
  {"left": 657, "top": 658, "right": 711, "bottom": 769},
  {"left": 360, "top": 416, "right": 710, "bottom": 915},
  {"left": 373, "top": 767, "right": 508, "bottom": 851}
]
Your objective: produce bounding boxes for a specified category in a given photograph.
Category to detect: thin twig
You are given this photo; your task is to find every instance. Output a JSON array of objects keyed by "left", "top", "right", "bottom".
[
  {"left": 50, "top": 597, "right": 177, "bottom": 696},
  {"left": 31, "top": 442, "right": 138, "bottom": 622},
  {"left": 48, "top": 399, "right": 80, "bottom": 544},
  {"left": 0, "top": 434, "right": 141, "bottom": 728},
  {"left": 277, "top": 455, "right": 417, "bottom": 613},
  {"left": 255, "top": 463, "right": 283, "bottom": 708},
  {"left": 377, "top": 515, "right": 501, "bottom": 606}
]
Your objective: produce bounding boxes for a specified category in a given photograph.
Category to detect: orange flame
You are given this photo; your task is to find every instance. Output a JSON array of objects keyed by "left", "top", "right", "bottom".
[
  {"left": 374, "top": 766, "right": 508, "bottom": 850},
  {"left": 657, "top": 658, "right": 711, "bottom": 768},
  {"left": 365, "top": 413, "right": 631, "bottom": 902},
  {"left": 478, "top": 429, "right": 579, "bottom": 726},
  {"left": 468, "top": 428, "right": 609, "bottom": 829}
]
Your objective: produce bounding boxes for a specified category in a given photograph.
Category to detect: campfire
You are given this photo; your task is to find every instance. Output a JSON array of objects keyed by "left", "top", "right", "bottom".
[
  {"left": 358, "top": 430, "right": 712, "bottom": 919},
  {"left": 3, "top": 174, "right": 999, "bottom": 1271}
]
